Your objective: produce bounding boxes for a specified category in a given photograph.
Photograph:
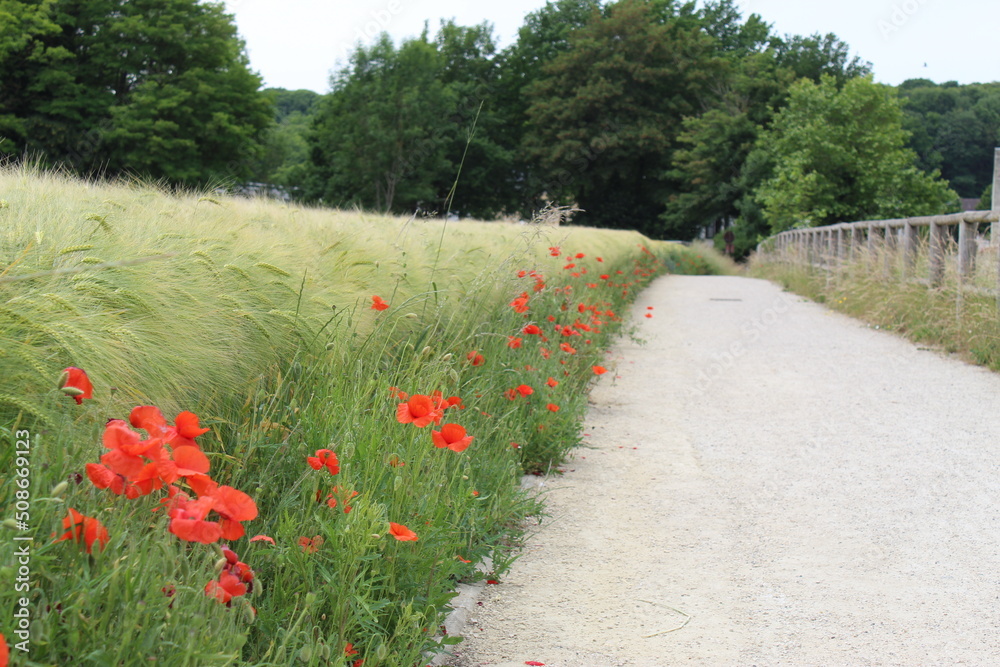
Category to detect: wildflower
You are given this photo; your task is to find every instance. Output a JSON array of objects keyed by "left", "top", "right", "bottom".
[
  {"left": 431, "top": 423, "right": 474, "bottom": 452},
  {"left": 548, "top": 246, "right": 560, "bottom": 256},
  {"left": 250, "top": 534, "right": 275, "bottom": 545},
  {"left": 516, "top": 384, "right": 533, "bottom": 397},
  {"left": 522, "top": 324, "right": 542, "bottom": 335},
  {"left": 645, "top": 313, "right": 653, "bottom": 318},
  {"left": 510, "top": 292, "right": 530, "bottom": 313},
  {"left": 397, "top": 394, "right": 444, "bottom": 428},
  {"left": 456, "top": 555, "right": 471, "bottom": 563},
  {"left": 547, "top": 403, "right": 560, "bottom": 412},
  {"left": 466, "top": 351, "right": 484, "bottom": 366},
  {"left": 60, "top": 367, "right": 93, "bottom": 404},
  {"left": 371, "top": 295, "right": 389, "bottom": 311},
  {"left": 1, "top": 632, "right": 8, "bottom": 667},
  {"left": 169, "top": 496, "right": 223, "bottom": 544},
  {"left": 298, "top": 535, "right": 324, "bottom": 553},
  {"left": 387, "top": 454, "right": 406, "bottom": 467},
  {"left": 54, "top": 508, "right": 109, "bottom": 553},
  {"left": 507, "top": 336, "right": 523, "bottom": 349},
  {"left": 388, "top": 522, "right": 418, "bottom": 541},
  {"left": 559, "top": 343, "right": 576, "bottom": 355},
  {"left": 307, "top": 449, "right": 340, "bottom": 475},
  {"left": 205, "top": 571, "right": 247, "bottom": 605},
  {"left": 325, "top": 486, "right": 358, "bottom": 513},
  {"left": 504, "top": 388, "right": 518, "bottom": 401},
  {"left": 592, "top": 366, "right": 607, "bottom": 375},
  {"left": 175, "top": 411, "right": 210, "bottom": 439},
  {"left": 445, "top": 395, "right": 464, "bottom": 409},
  {"left": 546, "top": 377, "right": 558, "bottom": 387},
  {"left": 207, "top": 485, "right": 258, "bottom": 540},
  {"left": 388, "top": 386, "right": 408, "bottom": 400}
]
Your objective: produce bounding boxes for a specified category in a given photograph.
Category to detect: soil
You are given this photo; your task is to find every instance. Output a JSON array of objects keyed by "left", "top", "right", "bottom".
[{"left": 444, "top": 275, "right": 1000, "bottom": 667}]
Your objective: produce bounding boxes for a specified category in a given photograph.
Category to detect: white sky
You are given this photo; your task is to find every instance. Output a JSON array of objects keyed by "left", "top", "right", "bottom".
[{"left": 223, "top": 0, "right": 1000, "bottom": 93}]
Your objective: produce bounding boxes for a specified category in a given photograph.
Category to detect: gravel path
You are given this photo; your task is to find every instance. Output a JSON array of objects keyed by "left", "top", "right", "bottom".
[{"left": 448, "top": 274, "right": 1000, "bottom": 667}]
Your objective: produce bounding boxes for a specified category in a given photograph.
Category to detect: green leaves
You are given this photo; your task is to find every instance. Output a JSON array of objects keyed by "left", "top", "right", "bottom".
[{"left": 756, "top": 76, "right": 958, "bottom": 232}]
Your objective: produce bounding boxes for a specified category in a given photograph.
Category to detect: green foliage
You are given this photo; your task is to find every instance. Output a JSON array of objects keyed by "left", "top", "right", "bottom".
[
  {"left": 303, "top": 33, "right": 457, "bottom": 212},
  {"left": 0, "top": 0, "right": 272, "bottom": 185},
  {"left": 0, "top": 166, "right": 697, "bottom": 665},
  {"left": 755, "top": 75, "right": 958, "bottom": 232},
  {"left": 899, "top": 80, "right": 1000, "bottom": 197},
  {"left": 523, "top": 0, "right": 722, "bottom": 236}
]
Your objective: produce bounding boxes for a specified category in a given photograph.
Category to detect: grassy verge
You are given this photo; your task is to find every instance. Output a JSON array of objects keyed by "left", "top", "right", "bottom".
[
  {"left": 750, "top": 251, "right": 1000, "bottom": 371},
  {"left": 0, "top": 167, "right": 713, "bottom": 666}
]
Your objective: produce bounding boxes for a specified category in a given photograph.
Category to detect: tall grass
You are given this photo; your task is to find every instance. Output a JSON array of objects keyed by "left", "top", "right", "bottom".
[{"left": 0, "top": 166, "right": 714, "bottom": 665}]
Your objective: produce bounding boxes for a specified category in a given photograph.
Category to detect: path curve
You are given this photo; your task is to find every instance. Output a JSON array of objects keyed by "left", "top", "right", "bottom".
[{"left": 449, "top": 274, "right": 1000, "bottom": 667}]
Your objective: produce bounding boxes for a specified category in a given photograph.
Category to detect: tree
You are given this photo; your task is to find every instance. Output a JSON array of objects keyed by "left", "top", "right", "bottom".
[
  {"left": 304, "top": 33, "right": 457, "bottom": 212},
  {"left": 772, "top": 32, "right": 870, "bottom": 86},
  {"left": 0, "top": 0, "right": 272, "bottom": 185},
  {"left": 755, "top": 75, "right": 957, "bottom": 232},
  {"left": 523, "top": 0, "right": 721, "bottom": 235}
]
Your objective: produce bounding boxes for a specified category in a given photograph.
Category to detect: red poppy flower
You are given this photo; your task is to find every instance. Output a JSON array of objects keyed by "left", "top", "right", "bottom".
[
  {"left": 455, "top": 555, "right": 472, "bottom": 563},
  {"left": 208, "top": 485, "right": 258, "bottom": 540},
  {"left": 504, "top": 388, "right": 518, "bottom": 401},
  {"left": 175, "top": 411, "right": 210, "bottom": 439},
  {"left": 510, "top": 292, "right": 530, "bottom": 313},
  {"left": 298, "top": 535, "right": 324, "bottom": 553},
  {"left": 396, "top": 394, "right": 444, "bottom": 428},
  {"left": 168, "top": 497, "right": 222, "bottom": 544},
  {"left": 54, "top": 508, "right": 109, "bottom": 553},
  {"left": 559, "top": 343, "right": 577, "bottom": 355},
  {"left": 548, "top": 246, "right": 560, "bottom": 256},
  {"left": 547, "top": 403, "right": 560, "bottom": 412},
  {"left": 466, "top": 351, "right": 484, "bottom": 366},
  {"left": 431, "top": 423, "right": 474, "bottom": 452},
  {"left": 525, "top": 662, "right": 546, "bottom": 666},
  {"left": 592, "top": 366, "right": 607, "bottom": 375},
  {"left": 60, "top": 367, "right": 93, "bottom": 404},
  {"left": 645, "top": 313, "right": 653, "bottom": 318},
  {"left": 546, "top": 377, "right": 558, "bottom": 387},
  {"left": 250, "top": 534, "right": 275, "bottom": 544},
  {"left": 371, "top": 295, "right": 389, "bottom": 311},
  {"left": 387, "top": 454, "right": 406, "bottom": 467},
  {"left": 325, "top": 485, "right": 358, "bottom": 513},
  {"left": 445, "top": 396, "right": 464, "bottom": 409},
  {"left": 1, "top": 632, "right": 8, "bottom": 667},
  {"left": 388, "top": 522, "right": 418, "bottom": 541},
  {"left": 522, "top": 324, "right": 542, "bottom": 335},
  {"left": 307, "top": 449, "right": 340, "bottom": 475},
  {"left": 516, "top": 384, "right": 533, "bottom": 397},
  {"left": 507, "top": 336, "right": 523, "bottom": 349},
  {"left": 205, "top": 571, "right": 247, "bottom": 605}
]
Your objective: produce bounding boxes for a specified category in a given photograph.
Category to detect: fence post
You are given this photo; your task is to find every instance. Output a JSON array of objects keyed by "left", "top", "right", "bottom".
[
  {"left": 958, "top": 217, "right": 977, "bottom": 280},
  {"left": 992, "top": 149, "right": 1000, "bottom": 308},
  {"left": 883, "top": 223, "right": 895, "bottom": 277},
  {"left": 902, "top": 219, "right": 918, "bottom": 278},
  {"left": 850, "top": 226, "right": 861, "bottom": 261},
  {"left": 929, "top": 221, "right": 946, "bottom": 287}
]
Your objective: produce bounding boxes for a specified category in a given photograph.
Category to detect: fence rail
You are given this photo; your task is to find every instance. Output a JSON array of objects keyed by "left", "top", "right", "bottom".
[{"left": 757, "top": 211, "right": 1000, "bottom": 300}]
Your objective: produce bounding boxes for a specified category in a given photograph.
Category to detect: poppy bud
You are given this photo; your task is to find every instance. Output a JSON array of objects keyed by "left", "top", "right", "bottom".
[
  {"left": 50, "top": 481, "right": 69, "bottom": 498},
  {"left": 420, "top": 346, "right": 432, "bottom": 357},
  {"left": 304, "top": 592, "right": 317, "bottom": 606},
  {"left": 56, "top": 369, "right": 69, "bottom": 389},
  {"left": 297, "top": 647, "right": 313, "bottom": 662},
  {"left": 462, "top": 475, "right": 469, "bottom": 480},
  {"left": 376, "top": 644, "right": 388, "bottom": 660},
  {"left": 441, "top": 353, "right": 453, "bottom": 362},
  {"left": 2, "top": 519, "right": 19, "bottom": 530},
  {"left": 404, "top": 313, "right": 418, "bottom": 319},
  {"left": 448, "top": 369, "right": 459, "bottom": 384},
  {"left": 61, "top": 386, "right": 85, "bottom": 397},
  {"left": 214, "top": 558, "right": 227, "bottom": 574},
  {"left": 371, "top": 534, "right": 381, "bottom": 539}
]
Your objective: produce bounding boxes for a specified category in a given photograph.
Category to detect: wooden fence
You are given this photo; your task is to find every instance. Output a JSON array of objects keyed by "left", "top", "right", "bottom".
[{"left": 757, "top": 211, "right": 1000, "bottom": 298}]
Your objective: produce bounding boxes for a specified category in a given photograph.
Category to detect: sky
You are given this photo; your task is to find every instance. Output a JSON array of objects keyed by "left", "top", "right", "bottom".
[{"left": 223, "top": 0, "right": 1000, "bottom": 94}]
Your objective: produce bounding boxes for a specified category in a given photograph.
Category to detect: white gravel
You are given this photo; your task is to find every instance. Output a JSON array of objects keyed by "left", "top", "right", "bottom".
[{"left": 446, "top": 274, "right": 1000, "bottom": 667}]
